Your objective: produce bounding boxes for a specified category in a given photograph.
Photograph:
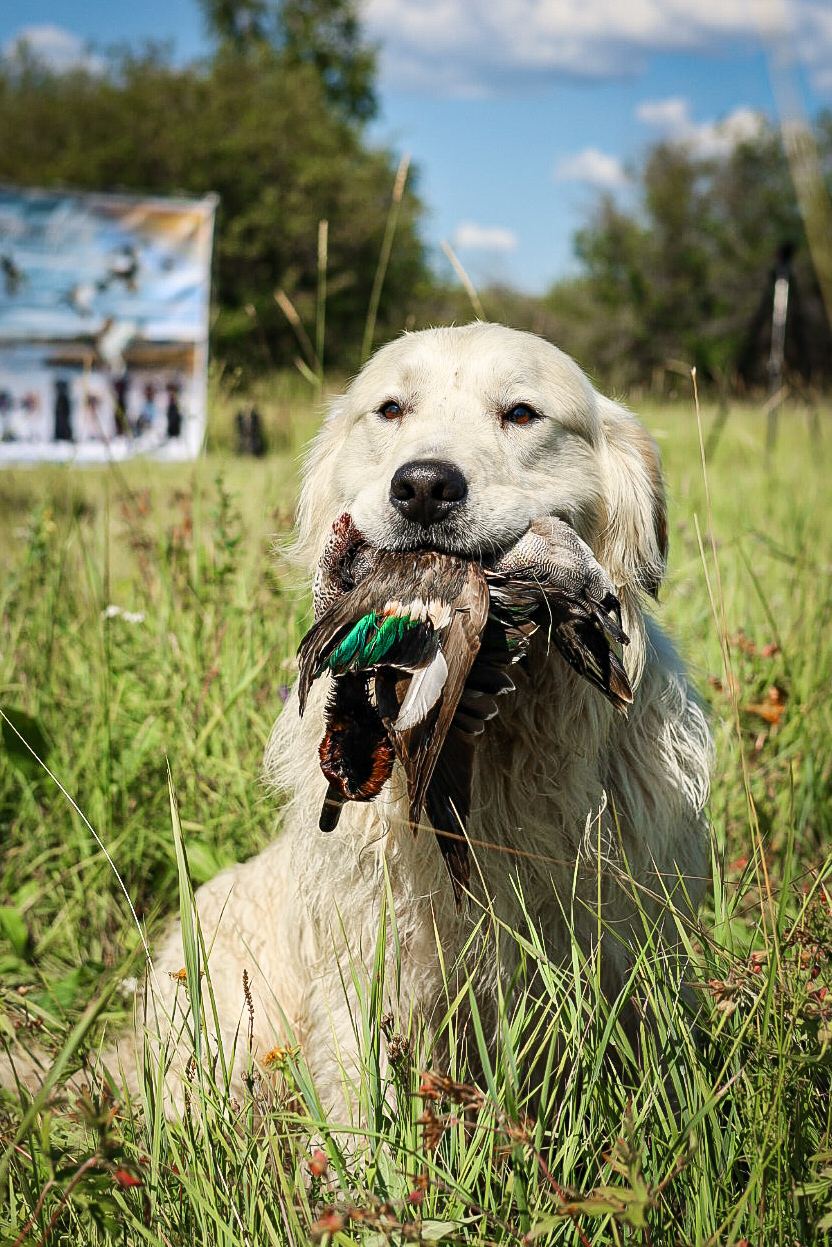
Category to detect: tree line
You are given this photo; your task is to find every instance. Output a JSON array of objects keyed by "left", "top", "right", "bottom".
[
  {"left": 544, "top": 117, "right": 832, "bottom": 393},
  {"left": 1, "top": 1, "right": 831, "bottom": 391}
]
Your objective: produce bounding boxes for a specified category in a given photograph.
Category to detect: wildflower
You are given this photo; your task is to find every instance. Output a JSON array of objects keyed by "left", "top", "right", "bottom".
[
  {"left": 311, "top": 1208, "right": 344, "bottom": 1237},
  {"left": 112, "top": 1168, "right": 143, "bottom": 1189},
  {"left": 308, "top": 1148, "right": 329, "bottom": 1177},
  {"left": 102, "top": 604, "right": 145, "bottom": 624}
]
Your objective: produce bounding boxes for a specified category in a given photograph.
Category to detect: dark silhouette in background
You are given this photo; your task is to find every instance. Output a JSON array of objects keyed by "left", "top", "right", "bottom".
[
  {"left": 166, "top": 382, "right": 183, "bottom": 438},
  {"left": 53, "top": 379, "right": 73, "bottom": 442},
  {"left": 234, "top": 407, "right": 266, "bottom": 456},
  {"left": 113, "top": 373, "right": 130, "bottom": 437},
  {"left": 738, "top": 242, "right": 813, "bottom": 390}
]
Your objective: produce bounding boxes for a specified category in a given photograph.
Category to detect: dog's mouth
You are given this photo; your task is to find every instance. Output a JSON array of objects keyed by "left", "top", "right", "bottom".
[
  {"left": 374, "top": 507, "right": 580, "bottom": 566},
  {"left": 377, "top": 524, "right": 512, "bottom": 566}
]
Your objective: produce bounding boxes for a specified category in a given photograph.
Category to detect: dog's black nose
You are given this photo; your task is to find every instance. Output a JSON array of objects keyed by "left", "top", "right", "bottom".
[{"left": 389, "top": 460, "right": 468, "bottom": 527}]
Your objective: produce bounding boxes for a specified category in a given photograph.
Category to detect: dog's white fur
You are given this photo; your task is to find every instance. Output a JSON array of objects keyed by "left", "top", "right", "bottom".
[{"left": 142, "top": 323, "right": 711, "bottom": 1114}]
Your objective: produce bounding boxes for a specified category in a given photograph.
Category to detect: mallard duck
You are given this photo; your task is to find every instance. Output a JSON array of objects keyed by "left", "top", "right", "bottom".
[
  {"left": 297, "top": 512, "right": 632, "bottom": 907},
  {"left": 298, "top": 517, "right": 490, "bottom": 900}
]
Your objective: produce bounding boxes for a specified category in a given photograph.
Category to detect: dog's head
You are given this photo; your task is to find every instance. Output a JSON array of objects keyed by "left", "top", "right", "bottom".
[{"left": 295, "top": 323, "right": 667, "bottom": 611}]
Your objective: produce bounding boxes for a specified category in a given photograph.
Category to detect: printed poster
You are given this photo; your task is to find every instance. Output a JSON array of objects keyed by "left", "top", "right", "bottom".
[{"left": 0, "top": 187, "right": 216, "bottom": 464}]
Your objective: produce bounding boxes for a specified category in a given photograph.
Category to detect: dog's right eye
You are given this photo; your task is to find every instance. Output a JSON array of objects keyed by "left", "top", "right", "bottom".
[{"left": 378, "top": 400, "right": 403, "bottom": 420}]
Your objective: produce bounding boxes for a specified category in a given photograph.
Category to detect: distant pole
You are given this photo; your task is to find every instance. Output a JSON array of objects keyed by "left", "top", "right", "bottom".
[
  {"left": 766, "top": 242, "right": 793, "bottom": 454},
  {"left": 316, "top": 220, "right": 328, "bottom": 402}
]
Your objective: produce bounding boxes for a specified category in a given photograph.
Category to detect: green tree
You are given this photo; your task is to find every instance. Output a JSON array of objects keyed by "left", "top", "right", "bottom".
[
  {"left": 279, "top": 0, "right": 377, "bottom": 122},
  {"left": 196, "top": 0, "right": 376, "bottom": 121},
  {"left": 198, "top": 0, "right": 270, "bottom": 49},
  {"left": 546, "top": 115, "right": 832, "bottom": 391}
]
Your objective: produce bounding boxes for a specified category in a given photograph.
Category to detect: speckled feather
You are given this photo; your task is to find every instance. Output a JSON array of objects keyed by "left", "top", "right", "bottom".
[{"left": 487, "top": 516, "right": 633, "bottom": 715}]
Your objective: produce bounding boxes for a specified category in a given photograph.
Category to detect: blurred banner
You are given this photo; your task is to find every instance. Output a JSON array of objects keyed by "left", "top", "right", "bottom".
[{"left": 0, "top": 187, "right": 216, "bottom": 465}]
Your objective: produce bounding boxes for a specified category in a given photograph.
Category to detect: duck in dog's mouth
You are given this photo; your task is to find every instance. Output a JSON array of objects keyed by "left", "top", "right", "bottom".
[{"left": 299, "top": 511, "right": 631, "bottom": 908}]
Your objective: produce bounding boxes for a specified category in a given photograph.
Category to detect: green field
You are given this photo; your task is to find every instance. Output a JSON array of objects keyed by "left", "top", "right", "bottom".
[{"left": 1, "top": 381, "right": 831, "bottom": 1245}]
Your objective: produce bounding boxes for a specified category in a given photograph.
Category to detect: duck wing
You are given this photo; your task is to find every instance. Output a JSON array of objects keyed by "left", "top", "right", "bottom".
[{"left": 388, "top": 560, "right": 490, "bottom": 835}]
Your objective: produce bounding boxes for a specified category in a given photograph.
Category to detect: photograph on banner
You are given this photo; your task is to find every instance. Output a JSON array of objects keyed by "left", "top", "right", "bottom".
[{"left": 0, "top": 187, "right": 216, "bottom": 464}]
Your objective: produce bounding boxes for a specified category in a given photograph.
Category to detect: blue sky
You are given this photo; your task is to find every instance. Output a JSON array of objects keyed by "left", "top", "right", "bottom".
[{"left": 2, "top": 0, "right": 830, "bottom": 293}]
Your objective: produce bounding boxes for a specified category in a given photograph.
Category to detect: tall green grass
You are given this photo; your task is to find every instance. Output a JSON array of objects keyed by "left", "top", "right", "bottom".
[{"left": 1, "top": 392, "right": 831, "bottom": 1245}]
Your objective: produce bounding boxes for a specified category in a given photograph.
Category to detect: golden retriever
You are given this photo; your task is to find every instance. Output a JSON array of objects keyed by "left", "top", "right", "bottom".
[{"left": 139, "top": 323, "right": 712, "bottom": 1115}]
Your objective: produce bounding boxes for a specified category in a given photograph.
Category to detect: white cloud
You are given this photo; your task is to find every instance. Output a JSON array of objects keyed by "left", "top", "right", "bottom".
[
  {"left": 451, "top": 222, "right": 518, "bottom": 251},
  {"left": 695, "top": 107, "right": 767, "bottom": 155},
  {"left": 554, "top": 147, "right": 629, "bottom": 188},
  {"left": 362, "top": 0, "right": 830, "bottom": 98},
  {"left": 635, "top": 97, "right": 690, "bottom": 129},
  {"left": 637, "top": 96, "right": 766, "bottom": 156},
  {"left": 2, "top": 25, "right": 103, "bottom": 74}
]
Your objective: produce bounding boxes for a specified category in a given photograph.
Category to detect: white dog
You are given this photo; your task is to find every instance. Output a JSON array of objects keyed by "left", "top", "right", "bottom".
[{"left": 142, "top": 323, "right": 711, "bottom": 1115}]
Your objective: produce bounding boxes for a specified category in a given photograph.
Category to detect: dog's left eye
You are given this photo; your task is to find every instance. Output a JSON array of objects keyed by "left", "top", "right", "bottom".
[
  {"left": 378, "top": 400, "right": 403, "bottom": 420},
  {"left": 503, "top": 403, "right": 541, "bottom": 426}
]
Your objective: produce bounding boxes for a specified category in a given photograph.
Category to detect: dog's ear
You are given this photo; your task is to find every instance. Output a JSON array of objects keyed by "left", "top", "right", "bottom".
[{"left": 595, "top": 396, "right": 668, "bottom": 600}]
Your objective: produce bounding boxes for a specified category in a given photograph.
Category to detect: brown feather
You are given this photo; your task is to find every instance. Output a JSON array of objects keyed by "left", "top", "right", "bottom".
[{"left": 387, "top": 560, "right": 489, "bottom": 835}]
